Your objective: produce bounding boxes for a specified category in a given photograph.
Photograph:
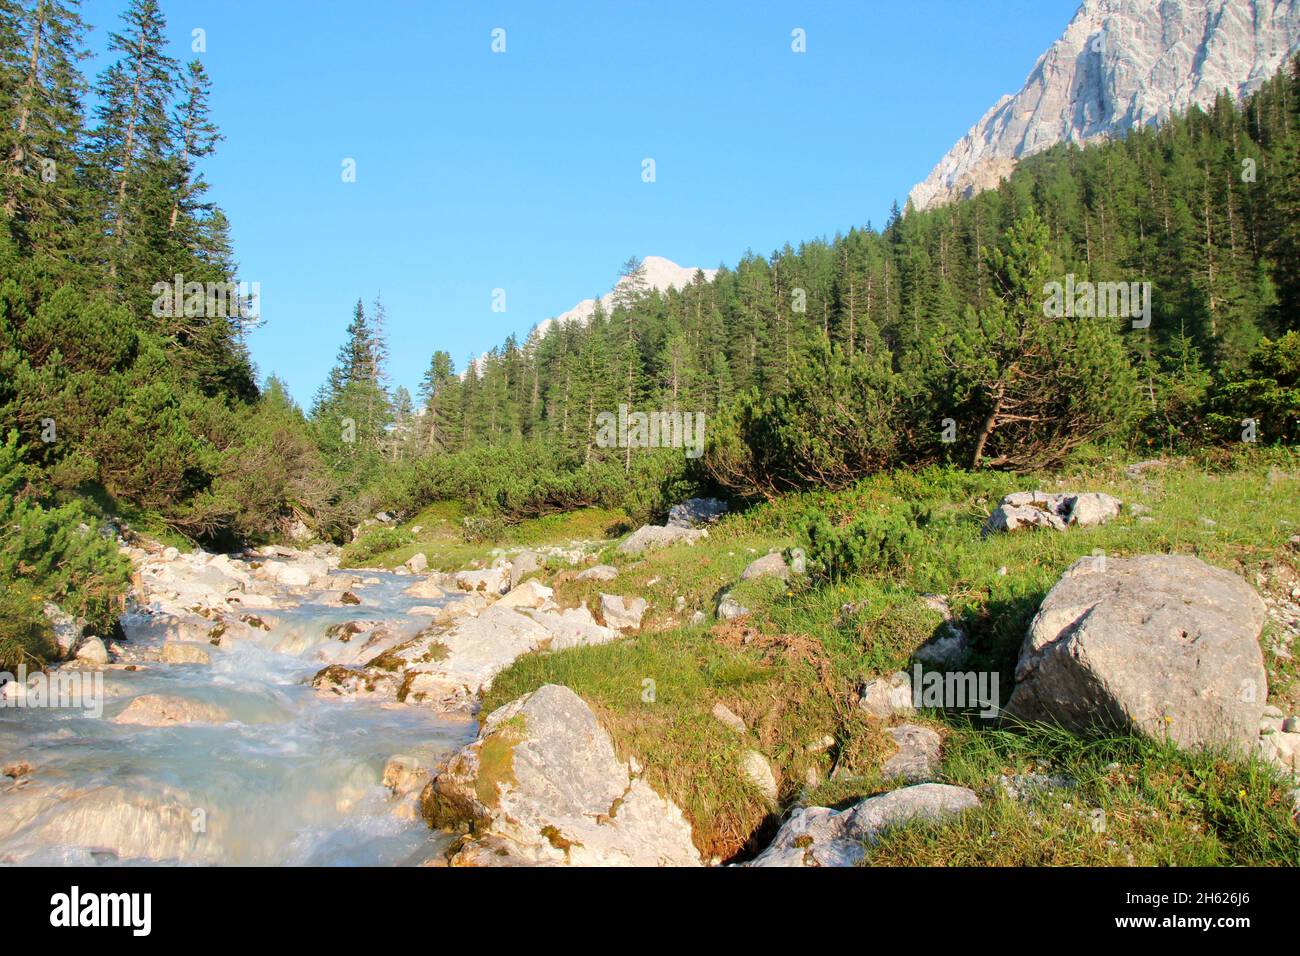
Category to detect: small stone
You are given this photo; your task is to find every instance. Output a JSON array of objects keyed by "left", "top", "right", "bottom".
[
  {"left": 716, "top": 590, "right": 751, "bottom": 621},
  {"left": 859, "top": 672, "right": 915, "bottom": 718},
  {"left": 382, "top": 755, "right": 429, "bottom": 797},
  {"left": 689, "top": 611, "right": 707, "bottom": 626},
  {"left": 576, "top": 564, "right": 619, "bottom": 582},
  {"left": 404, "top": 552, "right": 429, "bottom": 574},
  {"left": 2, "top": 761, "right": 33, "bottom": 780},
  {"left": 711, "top": 702, "right": 747, "bottom": 735},
  {"left": 741, "top": 552, "right": 788, "bottom": 582},
  {"left": 1284, "top": 717, "right": 1299, "bottom": 734},
  {"left": 741, "top": 749, "right": 779, "bottom": 803},
  {"left": 340, "top": 591, "right": 361, "bottom": 605}
]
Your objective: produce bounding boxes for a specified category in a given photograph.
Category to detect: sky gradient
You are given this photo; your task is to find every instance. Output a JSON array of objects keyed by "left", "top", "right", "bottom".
[{"left": 84, "top": 0, "right": 1080, "bottom": 405}]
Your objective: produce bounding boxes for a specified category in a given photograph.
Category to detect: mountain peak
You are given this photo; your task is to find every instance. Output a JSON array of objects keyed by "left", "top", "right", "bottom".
[{"left": 909, "top": 0, "right": 1300, "bottom": 211}]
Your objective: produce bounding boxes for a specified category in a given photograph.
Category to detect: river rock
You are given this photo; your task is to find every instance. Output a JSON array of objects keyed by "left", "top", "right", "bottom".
[
  {"left": 161, "top": 642, "right": 212, "bottom": 665},
  {"left": 618, "top": 524, "right": 707, "bottom": 555},
  {"left": 42, "top": 604, "right": 84, "bottom": 656},
  {"left": 382, "top": 755, "right": 430, "bottom": 798},
  {"left": 453, "top": 567, "right": 510, "bottom": 596},
  {"left": 667, "top": 497, "right": 728, "bottom": 528},
  {"left": 741, "top": 552, "right": 789, "bottom": 581},
  {"left": 1004, "top": 554, "right": 1268, "bottom": 755},
  {"left": 749, "top": 783, "right": 979, "bottom": 867},
  {"left": 403, "top": 575, "right": 449, "bottom": 599},
  {"left": 114, "top": 693, "right": 228, "bottom": 727},
  {"left": 599, "top": 593, "right": 647, "bottom": 630},
  {"left": 509, "top": 551, "right": 543, "bottom": 589},
  {"left": 576, "top": 564, "right": 619, "bottom": 582},
  {"left": 73, "top": 637, "right": 109, "bottom": 666},
  {"left": 496, "top": 579, "right": 555, "bottom": 611},
  {"left": 420, "top": 684, "right": 701, "bottom": 866}
]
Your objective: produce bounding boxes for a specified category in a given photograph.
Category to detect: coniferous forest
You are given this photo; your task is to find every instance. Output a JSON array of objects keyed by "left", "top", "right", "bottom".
[{"left": 1, "top": 1, "right": 1298, "bottom": 660}]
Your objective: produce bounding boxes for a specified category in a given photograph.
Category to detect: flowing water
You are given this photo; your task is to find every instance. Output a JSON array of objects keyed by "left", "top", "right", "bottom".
[{"left": 0, "top": 573, "right": 475, "bottom": 866}]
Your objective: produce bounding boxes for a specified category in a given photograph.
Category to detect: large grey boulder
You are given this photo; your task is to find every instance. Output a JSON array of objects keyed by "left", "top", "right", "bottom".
[
  {"left": 1004, "top": 554, "right": 1267, "bottom": 754},
  {"left": 667, "top": 497, "right": 728, "bottom": 528},
  {"left": 618, "top": 524, "right": 707, "bottom": 555},
  {"left": 420, "top": 684, "right": 701, "bottom": 866},
  {"left": 749, "top": 783, "right": 979, "bottom": 867}
]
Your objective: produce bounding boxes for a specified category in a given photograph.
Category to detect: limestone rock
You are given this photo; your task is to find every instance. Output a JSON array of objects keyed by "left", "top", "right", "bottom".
[
  {"left": 453, "top": 567, "right": 509, "bottom": 595},
  {"left": 741, "top": 750, "right": 779, "bottom": 803},
  {"left": 716, "top": 590, "right": 751, "bottom": 621},
  {"left": 749, "top": 783, "right": 979, "bottom": 867},
  {"left": 575, "top": 564, "right": 619, "bottom": 582},
  {"left": 496, "top": 579, "right": 555, "bottom": 611},
  {"left": 114, "top": 693, "right": 228, "bottom": 727},
  {"left": 599, "top": 593, "right": 647, "bottom": 631},
  {"left": 420, "top": 684, "right": 701, "bottom": 866},
  {"left": 711, "top": 702, "right": 747, "bottom": 735},
  {"left": 1004, "top": 554, "right": 1268, "bottom": 754},
  {"left": 983, "top": 491, "right": 1121, "bottom": 535},
  {"left": 741, "top": 552, "right": 789, "bottom": 581},
  {"left": 859, "top": 671, "right": 915, "bottom": 718},
  {"left": 161, "top": 642, "right": 212, "bottom": 665},
  {"left": 509, "top": 551, "right": 543, "bottom": 589},
  {"left": 666, "top": 497, "right": 728, "bottom": 528},
  {"left": 404, "top": 552, "right": 429, "bottom": 574},
  {"left": 618, "top": 524, "right": 707, "bottom": 555},
  {"left": 881, "top": 724, "right": 942, "bottom": 783},
  {"left": 910, "top": 0, "right": 1300, "bottom": 211},
  {"left": 73, "top": 637, "right": 109, "bottom": 666}
]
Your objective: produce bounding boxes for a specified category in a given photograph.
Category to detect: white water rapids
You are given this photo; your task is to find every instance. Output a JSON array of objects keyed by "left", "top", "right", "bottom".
[{"left": 0, "top": 573, "right": 475, "bottom": 866}]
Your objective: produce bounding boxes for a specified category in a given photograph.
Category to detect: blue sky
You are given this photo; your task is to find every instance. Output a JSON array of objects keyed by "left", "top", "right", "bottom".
[{"left": 85, "top": 0, "right": 1079, "bottom": 406}]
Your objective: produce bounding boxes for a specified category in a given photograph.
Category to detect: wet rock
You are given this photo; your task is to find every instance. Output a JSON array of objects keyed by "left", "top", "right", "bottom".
[
  {"left": 74, "top": 637, "right": 109, "bottom": 666},
  {"left": 881, "top": 724, "right": 942, "bottom": 782},
  {"left": 741, "top": 552, "right": 789, "bottom": 581},
  {"left": 599, "top": 593, "right": 647, "bottom": 631},
  {"left": 161, "top": 642, "right": 212, "bottom": 665},
  {"left": 576, "top": 564, "right": 619, "bottom": 582},
  {"left": 420, "top": 684, "right": 700, "bottom": 866},
  {"left": 749, "top": 783, "right": 979, "bottom": 867},
  {"left": 859, "top": 672, "right": 916, "bottom": 718},
  {"left": 382, "top": 755, "right": 430, "bottom": 797},
  {"left": 618, "top": 524, "right": 707, "bottom": 555},
  {"left": 667, "top": 497, "right": 728, "bottom": 528},
  {"left": 403, "top": 576, "right": 448, "bottom": 599},
  {"left": 114, "top": 693, "right": 228, "bottom": 727},
  {"left": 1004, "top": 554, "right": 1267, "bottom": 755}
]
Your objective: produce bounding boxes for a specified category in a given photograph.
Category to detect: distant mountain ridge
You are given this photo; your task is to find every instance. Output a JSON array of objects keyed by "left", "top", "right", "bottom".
[
  {"left": 462, "top": 255, "right": 717, "bottom": 377},
  {"left": 910, "top": 0, "right": 1300, "bottom": 211}
]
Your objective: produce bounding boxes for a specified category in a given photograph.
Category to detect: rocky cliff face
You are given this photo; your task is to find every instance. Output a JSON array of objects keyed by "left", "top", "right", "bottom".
[{"left": 910, "top": 0, "right": 1300, "bottom": 211}]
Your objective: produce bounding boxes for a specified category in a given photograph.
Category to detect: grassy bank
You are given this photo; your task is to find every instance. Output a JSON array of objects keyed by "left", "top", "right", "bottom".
[{"left": 470, "top": 446, "right": 1300, "bottom": 864}]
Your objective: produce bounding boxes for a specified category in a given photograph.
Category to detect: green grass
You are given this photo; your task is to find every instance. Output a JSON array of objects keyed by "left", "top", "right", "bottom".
[{"left": 475, "top": 446, "right": 1300, "bottom": 863}]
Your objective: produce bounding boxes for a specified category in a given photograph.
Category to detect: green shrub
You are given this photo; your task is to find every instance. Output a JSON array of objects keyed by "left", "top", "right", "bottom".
[
  {"left": 1207, "top": 332, "right": 1300, "bottom": 445},
  {"left": 801, "top": 505, "right": 929, "bottom": 583},
  {"left": 339, "top": 525, "right": 410, "bottom": 565}
]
